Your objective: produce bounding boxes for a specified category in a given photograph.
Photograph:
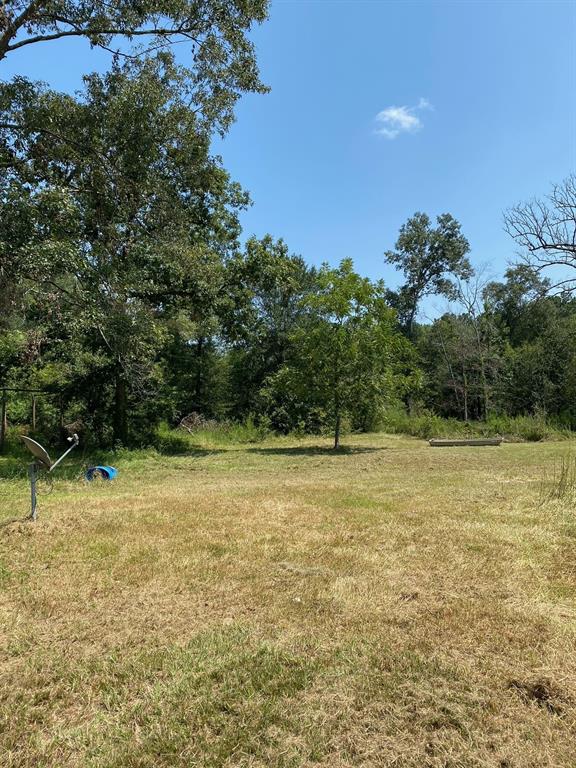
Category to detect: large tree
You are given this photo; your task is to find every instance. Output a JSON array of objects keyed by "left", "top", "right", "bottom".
[
  {"left": 0, "top": 56, "right": 248, "bottom": 444},
  {"left": 385, "top": 212, "right": 472, "bottom": 338},
  {"left": 222, "top": 235, "right": 317, "bottom": 416},
  {"left": 0, "top": 1, "right": 268, "bottom": 133}
]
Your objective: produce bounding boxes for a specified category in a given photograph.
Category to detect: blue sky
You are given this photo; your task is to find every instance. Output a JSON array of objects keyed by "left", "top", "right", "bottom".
[
  {"left": 216, "top": 0, "right": 575, "bottom": 298},
  {"left": 3, "top": 0, "right": 575, "bottom": 308}
]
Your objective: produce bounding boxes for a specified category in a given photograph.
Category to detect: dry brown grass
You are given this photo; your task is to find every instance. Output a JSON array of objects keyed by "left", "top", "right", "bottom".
[{"left": 1, "top": 434, "right": 575, "bottom": 767}]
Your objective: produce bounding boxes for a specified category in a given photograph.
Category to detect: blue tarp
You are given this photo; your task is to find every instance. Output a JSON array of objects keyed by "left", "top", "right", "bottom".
[{"left": 85, "top": 465, "right": 118, "bottom": 481}]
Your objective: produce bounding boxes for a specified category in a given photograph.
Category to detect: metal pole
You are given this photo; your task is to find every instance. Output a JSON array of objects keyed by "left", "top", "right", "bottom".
[
  {"left": 49, "top": 434, "right": 79, "bottom": 472},
  {"left": 29, "top": 462, "right": 38, "bottom": 521},
  {"left": 32, "top": 395, "right": 37, "bottom": 432}
]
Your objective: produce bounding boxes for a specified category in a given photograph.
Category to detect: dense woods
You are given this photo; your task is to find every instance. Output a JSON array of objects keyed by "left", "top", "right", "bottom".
[{"left": 1, "top": 1, "right": 575, "bottom": 449}]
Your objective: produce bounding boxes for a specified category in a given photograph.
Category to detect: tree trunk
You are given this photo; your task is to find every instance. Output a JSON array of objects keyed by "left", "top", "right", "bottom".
[
  {"left": 0, "top": 389, "right": 6, "bottom": 454},
  {"left": 437, "top": 327, "right": 461, "bottom": 414},
  {"left": 406, "top": 306, "right": 417, "bottom": 341},
  {"left": 113, "top": 373, "right": 128, "bottom": 445},
  {"left": 194, "top": 335, "right": 204, "bottom": 411},
  {"left": 472, "top": 318, "right": 490, "bottom": 421},
  {"left": 334, "top": 410, "right": 341, "bottom": 450},
  {"left": 332, "top": 326, "right": 342, "bottom": 450},
  {"left": 462, "top": 367, "right": 469, "bottom": 422},
  {"left": 479, "top": 354, "right": 489, "bottom": 421}
]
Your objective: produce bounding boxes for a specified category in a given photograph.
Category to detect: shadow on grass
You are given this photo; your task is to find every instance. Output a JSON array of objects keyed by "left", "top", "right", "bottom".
[
  {"left": 247, "top": 445, "right": 384, "bottom": 457},
  {"left": 0, "top": 442, "right": 225, "bottom": 467},
  {"left": 158, "top": 446, "right": 227, "bottom": 458}
]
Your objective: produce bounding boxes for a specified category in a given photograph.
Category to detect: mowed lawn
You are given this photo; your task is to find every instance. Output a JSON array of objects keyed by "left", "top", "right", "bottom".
[{"left": 1, "top": 434, "right": 575, "bottom": 767}]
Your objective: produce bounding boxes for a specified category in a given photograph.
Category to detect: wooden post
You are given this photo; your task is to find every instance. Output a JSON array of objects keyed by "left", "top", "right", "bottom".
[{"left": 0, "top": 389, "right": 6, "bottom": 454}]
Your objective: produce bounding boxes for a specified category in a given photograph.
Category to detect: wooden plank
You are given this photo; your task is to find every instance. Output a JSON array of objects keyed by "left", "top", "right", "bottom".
[{"left": 429, "top": 438, "right": 502, "bottom": 447}]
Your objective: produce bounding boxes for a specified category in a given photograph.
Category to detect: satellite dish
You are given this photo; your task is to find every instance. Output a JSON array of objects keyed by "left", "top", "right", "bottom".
[
  {"left": 21, "top": 436, "right": 52, "bottom": 469},
  {"left": 20, "top": 433, "right": 79, "bottom": 521}
]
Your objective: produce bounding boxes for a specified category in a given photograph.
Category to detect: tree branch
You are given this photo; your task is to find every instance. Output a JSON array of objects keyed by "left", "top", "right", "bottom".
[{"left": 4, "top": 23, "right": 202, "bottom": 55}]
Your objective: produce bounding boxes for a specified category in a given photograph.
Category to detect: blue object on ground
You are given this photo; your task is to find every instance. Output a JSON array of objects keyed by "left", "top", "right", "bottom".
[{"left": 85, "top": 465, "right": 118, "bottom": 481}]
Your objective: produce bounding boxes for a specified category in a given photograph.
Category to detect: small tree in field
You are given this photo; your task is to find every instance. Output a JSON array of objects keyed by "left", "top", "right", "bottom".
[{"left": 292, "top": 259, "right": 409, "bottom": 449}]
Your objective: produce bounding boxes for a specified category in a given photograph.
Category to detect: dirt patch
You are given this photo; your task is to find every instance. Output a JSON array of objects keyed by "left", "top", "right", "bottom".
[{"left": 508, "top": 677, "right": 566, "bottom": 714}]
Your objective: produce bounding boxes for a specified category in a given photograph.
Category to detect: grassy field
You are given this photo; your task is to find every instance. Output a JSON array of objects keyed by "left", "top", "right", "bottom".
[{"left": 1, "top": 434, "right": 575, "bottom": 767}]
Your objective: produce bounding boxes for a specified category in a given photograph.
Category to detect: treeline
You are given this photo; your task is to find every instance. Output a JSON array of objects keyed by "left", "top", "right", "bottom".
[
  {"left": 3, "top": 197, "right": 576, "bottom": 448},
  {"left": 1, "top": 2, "right": 575, "bottom": 449}
]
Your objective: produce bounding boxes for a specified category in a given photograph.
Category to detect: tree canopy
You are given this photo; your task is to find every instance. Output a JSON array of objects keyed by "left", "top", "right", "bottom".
[
  {"left": 385, "top": 212, "right": 472, "bottom": 338},
  {"left": 0, "top": 1, "right": 269, "bottom": 133},
  {"left": 0, "top": 56, "right": 249, "bottom": 443},
  {"left": 261, "top": 260, "right": 416, "bottom": 448}
]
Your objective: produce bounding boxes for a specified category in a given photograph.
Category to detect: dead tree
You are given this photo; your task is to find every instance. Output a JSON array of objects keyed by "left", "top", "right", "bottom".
[{"left": 504, "top": 175, "right": 576, "bottom": 294}]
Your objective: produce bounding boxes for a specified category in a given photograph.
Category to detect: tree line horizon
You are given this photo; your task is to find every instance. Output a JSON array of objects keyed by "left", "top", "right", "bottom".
[{"left": 1, "top": 1, "right": 575, "bottom": 449}]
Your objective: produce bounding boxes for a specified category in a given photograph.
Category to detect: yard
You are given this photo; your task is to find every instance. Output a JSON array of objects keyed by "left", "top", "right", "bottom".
[{"left": 1, "top": 434, "right": 575, "bottom": 767}]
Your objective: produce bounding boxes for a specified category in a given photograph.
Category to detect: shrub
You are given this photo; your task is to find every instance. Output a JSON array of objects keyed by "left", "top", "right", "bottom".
[
  {"left": 178, "top": 412, "right": 223, "bottom": 434},
  {"left": 484, "top": 415, "right": 571, "bottom": 442},
  {"left": 151, "top": 414, "right": 272, "bottom": 450},
  {"left": 379, "top": 408, "right": 469, "bottom": 440},
  {"left": 379, "top": 409, "right": 572, "bottom": 442},
  {"left": 190, "top": 415, "right": 270, "bottom": 446}
]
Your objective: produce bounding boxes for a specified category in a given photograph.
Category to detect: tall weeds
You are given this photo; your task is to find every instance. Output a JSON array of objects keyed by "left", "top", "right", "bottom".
[
  {"left": 540, "top": 453, "right": 576, "bottom": 504},
  {"left": 379, "top": 409, "right": 572, "bottom": 442}
]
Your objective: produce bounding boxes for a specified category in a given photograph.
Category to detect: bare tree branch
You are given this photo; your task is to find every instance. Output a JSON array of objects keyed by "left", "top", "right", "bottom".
[{"left": 504, "top": 175, "right": 576, "bottom": 293}]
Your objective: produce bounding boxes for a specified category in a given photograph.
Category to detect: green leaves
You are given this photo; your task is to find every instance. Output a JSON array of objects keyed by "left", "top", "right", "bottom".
[
  {"left": 0, "top": 56, "right": 250, "bottom": 443},
  {"left": 0, "top": 1, "right": 272, "bottom": 446},
  {"left": 0, "top": 2, "right": 270, "bottom": 135},
  {"left": 261, "top": 259, "right": 417, "bottom": 445},
  {"left": 385, "top": 212, "right": 472, "bottom": 337}
]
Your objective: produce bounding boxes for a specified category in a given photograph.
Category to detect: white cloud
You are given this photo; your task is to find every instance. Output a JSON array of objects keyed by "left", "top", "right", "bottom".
[
  {"left": 417, "top": 97, "right": 433, "bottom": 111},
  {"left": 375, "top": 106, "right": 421, "bottom": 139},
  {"left": 374, "top": 98, "right": 433, "bottom": 140}
]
